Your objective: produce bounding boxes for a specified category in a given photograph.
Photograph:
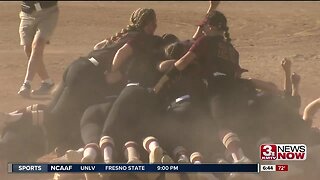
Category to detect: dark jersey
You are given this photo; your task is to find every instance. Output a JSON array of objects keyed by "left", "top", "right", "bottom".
[
  {"left": 86, "top": 31, "right": 140, "bottom": 72},
  {"left": 164, "top": 40, "right": 206, "bottom": 101},
  {"left": 125, "top": 33, "right": 165, "bottom": 87},
  {"left": 189, "top": 35, "right": 240, "bottom": 79},
  {"left": 21, "top": 1, "right": 57, "bottom": 13}
]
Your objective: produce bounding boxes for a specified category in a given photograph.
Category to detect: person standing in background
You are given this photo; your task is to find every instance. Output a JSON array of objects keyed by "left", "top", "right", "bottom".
[{"left": 18, "top": 1, "right": 59, "bottom": 97}]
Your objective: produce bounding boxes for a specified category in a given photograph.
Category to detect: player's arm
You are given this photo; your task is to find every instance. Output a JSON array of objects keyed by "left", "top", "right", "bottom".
[
  {"left": 281, "top": 58, "right": 292, "bottom": 96},
  {"left": 93, "top": 39, "right": 109, "bottom": 50},
  {"left": 158, "top": 60, "right": 176, "bottom": 72},
  {"left": 207, "top": 1, "right": 220, "bottom": 15},
  {"left": 106, "top": 43, "right": 133, "bottom": 84},
  {"left": 111, "top": 43, "right": 133, "bottom": 72},
  {"left": 192, "top": 1, "right": 220, "bottom": 40},
  {"left": 291, "top": 72, "right": 301, "bottom": 97},
  {"left": 154, "top": 51, "right": 197, "bottom": 94},
  {"left": 303, "top": 97, "right": 320, "bottom": 125}
]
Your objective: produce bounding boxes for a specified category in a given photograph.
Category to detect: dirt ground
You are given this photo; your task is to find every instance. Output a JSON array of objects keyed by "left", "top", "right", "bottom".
[{"left": 0, "top": 1, "right": 320, "bottom": 180}]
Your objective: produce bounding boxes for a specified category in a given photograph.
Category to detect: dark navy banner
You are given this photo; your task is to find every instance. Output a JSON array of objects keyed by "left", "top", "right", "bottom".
[{"left": 9, "top": 163, "right": 259, "bottom": 173}]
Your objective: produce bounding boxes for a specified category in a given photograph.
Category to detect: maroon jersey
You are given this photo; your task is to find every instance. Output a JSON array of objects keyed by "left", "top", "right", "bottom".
[{"left": 189, "top": 35, "right": 240, "bottom": 79}]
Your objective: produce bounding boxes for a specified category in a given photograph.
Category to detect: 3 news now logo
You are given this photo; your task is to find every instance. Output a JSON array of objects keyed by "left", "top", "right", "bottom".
[{"left": 260, "top": 144, "right": 307, "bottom": 160}]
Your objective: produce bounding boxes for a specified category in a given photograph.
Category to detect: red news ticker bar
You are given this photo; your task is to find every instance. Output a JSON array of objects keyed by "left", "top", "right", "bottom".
[{"left": 276, "top": 165, "right": 288, "bottom": 171}]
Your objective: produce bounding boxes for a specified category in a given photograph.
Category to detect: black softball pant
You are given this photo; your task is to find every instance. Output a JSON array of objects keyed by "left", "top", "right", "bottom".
[
  {"left": 98, "top": 84, "right": 221, "bottom": 159},
  {"left": 102, "top": 85, "right": 161, "bottom": 160},
  {"left": 206, "top": 77, "right": 264, "bottom": 159},
  {"left": 77, "top": 85, "right": 160, "bottom": 162},
  {"left": 44, "top": 57, "right": 123, "bottom": 150},
  {"left": 80, "top": 96, "right": 117, "bottom": 145}
]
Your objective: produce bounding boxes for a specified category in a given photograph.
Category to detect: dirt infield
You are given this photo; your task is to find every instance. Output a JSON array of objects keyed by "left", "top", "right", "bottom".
[{"left": 0, "top": 1, "right": 320, "bottom": 179}]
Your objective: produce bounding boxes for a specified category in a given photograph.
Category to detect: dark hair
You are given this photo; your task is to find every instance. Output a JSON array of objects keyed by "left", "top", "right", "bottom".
[
  {"left": 161, "top": 33, "right": 180, "bottom": 47},
  {"left": 106, "top": 8, "right": 156, "bottom": 45},
  {"left": 165, "top": 42, "right": 188, "bottom": 60},
  {"left": 206, "top": 10, "right": 231, "bottom": 43}
]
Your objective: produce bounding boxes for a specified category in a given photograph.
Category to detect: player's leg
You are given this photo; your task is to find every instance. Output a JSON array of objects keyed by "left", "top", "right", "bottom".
[
  {"left": 81, "top": 101, "right": 116, "bottom": 145},
  {"left": 19, "top": 7, "right": 58, "bottom": 96},
  {"left": 18, "top": 11, "right": 37, "bottom": 96}
]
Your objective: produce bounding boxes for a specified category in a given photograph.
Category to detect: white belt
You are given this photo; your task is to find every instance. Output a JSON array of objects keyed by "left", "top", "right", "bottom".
[
  {"left": 213, "top": 72, "right": 227, "bottom": 77},
  {"left": 88, "top": 57, "right": 99, "bottom": 66},
  {"left": 126, "top": 83, "right": 140, "bottom": 87},
  {"left": 167, "top": 94, "right": 191, "bottom": 110},
  {"left": 175, "top": 95, "right": 191, "bottom": 103}
]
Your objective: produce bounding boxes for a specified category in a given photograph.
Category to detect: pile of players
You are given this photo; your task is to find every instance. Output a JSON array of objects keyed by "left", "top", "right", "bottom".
[{"left": 1, "top": 2, "right": 320, "bottom": 180}]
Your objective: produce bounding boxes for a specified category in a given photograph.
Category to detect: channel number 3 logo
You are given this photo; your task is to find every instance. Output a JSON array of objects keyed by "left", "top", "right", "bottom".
[{"left": 262, "top": 145, "right": 275, "bottom": 157}]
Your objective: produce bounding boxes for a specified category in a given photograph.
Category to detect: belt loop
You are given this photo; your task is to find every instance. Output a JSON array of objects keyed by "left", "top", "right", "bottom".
[
  {"left": 88, "top": 57, "right": 99, "bottom": 66},
  {"left": 213, "top": 72, "right": 227, "bottom": 77},
  {"left": 126, "top": 83, "right": 140, "bottom": 87}
]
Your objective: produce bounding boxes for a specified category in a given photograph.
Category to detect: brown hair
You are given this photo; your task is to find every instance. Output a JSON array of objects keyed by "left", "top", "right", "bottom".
[
  {"left": 206, "top": 11, "right": 231, "bottom": 43},
  {"left": 165, "top": 42, "right": 188, "bottom": 60},
  {"left": 106, "top": 8, "right": 156, "bottom": 45}
]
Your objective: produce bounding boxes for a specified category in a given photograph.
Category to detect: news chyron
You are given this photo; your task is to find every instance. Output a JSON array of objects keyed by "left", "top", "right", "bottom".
[{"left": 260, "top": 144, "right": 307, "bottom": 161}]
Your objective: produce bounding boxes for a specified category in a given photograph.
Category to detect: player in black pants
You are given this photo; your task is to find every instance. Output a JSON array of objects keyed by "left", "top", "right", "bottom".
[
  {"left": 79, "top": 10, "right": 172, "bottom": 163},
  {"left": 78, "top": 37, "right": 215, "bottom": 165},
  {"left": 0, "top": 8, "right": 169, "bottom": 165}
]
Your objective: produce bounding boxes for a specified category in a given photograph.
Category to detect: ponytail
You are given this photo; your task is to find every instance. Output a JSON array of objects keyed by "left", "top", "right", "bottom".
[
  {"left": 105, "top": 24, "right": 139, "bottom": 46},
  {"left": 105, "top": 8, "right": 156, "bottom": 46}
]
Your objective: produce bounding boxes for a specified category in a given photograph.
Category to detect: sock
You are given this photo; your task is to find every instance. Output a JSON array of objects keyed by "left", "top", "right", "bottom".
[
  {"left": 102, "top": 146, "right": 113, "bottom": 163},
  {"left": 128, "top": 147, "right": 140, "bottom": 161},
  {"left": 42, "top": 79, "right": 53, "bottom": 85},
  {"left": 149, "top": 141, "right": 159, "bottom": 152},
  {"left": 83, "top": 146, "right": 98, "bottom": 162},
  {"left": 125, "top": 142, "right": 139, "bottom": 161},
  {"left": 99, "top": 136, "right": 114, "bottom": 163},
  {"left": 190, "top": 152, "right": 203, "bottom": 164},
  {"left": 220, "top": 131, "right": 245, "bottom": 162},
  {"left": 231, "top": 148, "right": 245, "bottom": 162}
]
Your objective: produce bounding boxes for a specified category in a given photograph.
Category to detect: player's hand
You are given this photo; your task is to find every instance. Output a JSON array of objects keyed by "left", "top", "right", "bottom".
[
  {"left": 153, "top": 75, "right": 170, "bottom": 94},
  {"left": 281, "top": 58, "right": 291, "bottom": 73}
]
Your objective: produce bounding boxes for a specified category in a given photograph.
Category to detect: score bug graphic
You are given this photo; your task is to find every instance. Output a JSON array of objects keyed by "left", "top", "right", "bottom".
[{"left": 260, "top": 144, "right": 307, "bottom": 160}]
